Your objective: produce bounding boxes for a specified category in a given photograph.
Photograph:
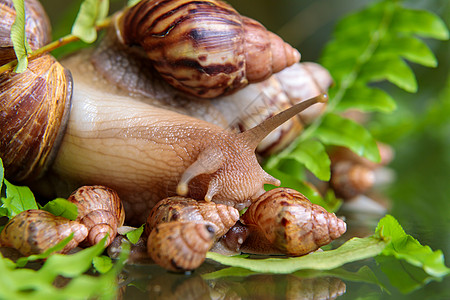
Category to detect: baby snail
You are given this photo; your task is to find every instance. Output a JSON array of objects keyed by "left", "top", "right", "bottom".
[
  {"left": 139, "top": 189, "right": 346, "bottom": 271},
  {"left": 0, "top": 185, "right": 124, "bottom": 256},
  {"left": 144, "top": 197, "right": 239, "bottom": 271},
  {"left": 240, "top": 188, "right": 346, "bottom": 256},
  {"left": 1, "top": 0, "right": 331, "bottom": 227},
  {"left": 0, "top": 210, "right": 88, "bottom": 256},
  {"left": 67, "top": 185, "right": 125, "bottom": 247}
]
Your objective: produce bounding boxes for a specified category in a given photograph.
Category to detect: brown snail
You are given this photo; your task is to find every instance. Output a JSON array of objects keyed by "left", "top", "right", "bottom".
[
  {"left": 1, "top": 0, "right": 329, "bottom": 226},
  {"left": 67, "top": 185, "right": 125, "bottom": 247},
  {"left": 0, "top": 209, "right": 88, "bottom": 256},
  {"left": 240, "top": 188, "right": 346, "bottom": 256},
  {"left": 147, "top": 221, "right": 216, "bottom": 272},
  {"left": 115, "top": 0, "right": 300, "bottom": 98},
  {"left": 146, "top": 196, "right": 239, "bottom": 238}
]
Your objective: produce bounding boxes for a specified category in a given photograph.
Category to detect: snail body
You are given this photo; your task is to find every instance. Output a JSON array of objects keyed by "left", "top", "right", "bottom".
[{"left": 0, "top": 209, "right": 88, "bottom": 256}]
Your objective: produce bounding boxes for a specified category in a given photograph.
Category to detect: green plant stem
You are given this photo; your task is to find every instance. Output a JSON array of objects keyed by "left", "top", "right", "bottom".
[
  {"left": 0, "top": 17, "right": 111, "bottom": 74},
  {"left": 266, "top": 2, "right": 396, "bottom": 169}
]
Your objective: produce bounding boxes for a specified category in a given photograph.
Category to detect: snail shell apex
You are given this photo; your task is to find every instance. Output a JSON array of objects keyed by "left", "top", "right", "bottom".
[{"left": 116, "top": 0, "right": 300, "bottom": 98}]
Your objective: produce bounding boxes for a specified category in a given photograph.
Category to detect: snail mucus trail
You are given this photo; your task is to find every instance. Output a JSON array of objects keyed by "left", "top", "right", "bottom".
[{"left": 1, "top": 0, "right": 327, "bottom": 226}]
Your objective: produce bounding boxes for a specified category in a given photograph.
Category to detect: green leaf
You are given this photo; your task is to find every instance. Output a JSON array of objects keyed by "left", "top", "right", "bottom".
[
  {"left": 0, "top": 241, "right": 123, "bottom": 300},
  {"left": 314, "top": 113, "right": 381, "bottom": 163},
  {"left": 376, "top": 254, "right": 439, "bottom": 294},
  {"left": 391, "top": 8, "right": 449, "bottom": 40},
  {"left": 128, "top": 0, "right": 141, "bottom": 7},
  {"left": 1, "top": 179, "right": 38, "bottom": 216},
  {"left": 15, "top": 234, "right": 75, "bottom": 268},
  {"left": 337, "top": 85, "right": 397, "bottom": 113},
  {"left": 93, "top": 255, "right": 113, "bottom": 274},
  {"left": 376, "top": 215, "right": 450, "bottom": 278},
  {"left": 126, "top": 224, "right": 144, "bottom": 244},
  {"left": 285, "top": 139, "right": 331, "bottom": 181},
  {"left": 377, "top": 36, "right": 437, "bottom": 67},
  {"left": 10, "top": 0, "right": 31, "bottom": 73},
  {"left": 72, "top": 0, "right": 110, "bottom": 43},
  {"left": 206, "top": 235, "right": 387, "bottom": 274},
  {"left": 359, "top": 56, "right": 417, "bottom": 92},
  {"left": 39, "top": 237, "right": 107, "bottom": 278},
  {"left": 41, "top": 198, "right": 78, "bottom": 220}
]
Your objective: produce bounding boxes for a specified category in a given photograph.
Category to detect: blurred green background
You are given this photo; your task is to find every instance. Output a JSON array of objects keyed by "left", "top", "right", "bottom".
[{"left": 36, "top": 0, "right": 450, "bottom": 298}]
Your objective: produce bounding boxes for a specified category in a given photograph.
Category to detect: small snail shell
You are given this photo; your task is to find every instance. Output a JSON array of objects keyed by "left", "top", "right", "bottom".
[
  {"left": 116, "top": 0, "right": 300, "bottom": 98},
  {"left": 328, "top": 143, "right": 394, "bottom": 200},
  {"left": 67, "top": 185, "right": 125, "bottom": 247},
  {"left": 241, "top": 188, "right": 346, "bottom": 256},
  {"left": 274, "top": 62, "right": 332, "bottom": 124},
  {"left": 0, "top": 209, "right": 88, "bottom": 256},
  {"left": 147, "top": 221, "right": 215, "bottom": 272},
  {"left": 146, "top": 196, "right": 239, "bottom": 238},
  {"left": 217, "top": 220, "right": 249, "bottom": 253},
  {"left": 0, "top": 0, "right": 51, "bottom": 65},
  {"left": 330, "top": 161, "right": 375, "bottom": 199}
]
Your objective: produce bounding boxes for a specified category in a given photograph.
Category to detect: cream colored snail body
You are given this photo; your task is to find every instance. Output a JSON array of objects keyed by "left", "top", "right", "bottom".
[{"left": 0, "top": 0, "right": 330, "bottom": 225}]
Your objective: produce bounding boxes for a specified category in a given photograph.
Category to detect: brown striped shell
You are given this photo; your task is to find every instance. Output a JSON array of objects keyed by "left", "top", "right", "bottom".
[
  {"left": 0, "top": 0, "right": 72, "bottom": 183},
  {"left": 67, "top": 185, "right": 125, "bottom": 247},
  {"left": 0, "top": 54, "right": 72, "bottom": 182},
  {"left": 116, "top": 0, "right": 300, "bottom": 98},
  {"left": 0, "top": 209, "right": 88, "bottom": 256},
  {"left": 147, "top": 221, "right": 215, "bottom": 272},
  {"left": 241, "top": 188, "right": 346, "bottom": 256},
  {"left": 145, "top": 196, "right": 239, "bottom": 239}
]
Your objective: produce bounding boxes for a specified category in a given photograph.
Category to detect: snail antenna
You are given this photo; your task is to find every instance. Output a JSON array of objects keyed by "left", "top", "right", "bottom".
[{"left": 239, "top": 93, "right": 328, "bottom": 149}]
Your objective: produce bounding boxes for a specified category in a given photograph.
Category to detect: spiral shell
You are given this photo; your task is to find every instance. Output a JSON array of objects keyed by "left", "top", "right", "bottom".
[
  {"left": 146, "top": 196, "right": 239, "bottom": 238},
  {"left": 0, "top": 55, "right": 72, "bottom": 182},
  {"left": 0, "top": 0, "right": 51, "bottom": 65},
  {"left": 66, "top": 185, "right": 125, "bottom": 247},
  {"left": 274, "top": 62, "right": 332, "bottom": 124},
  {"left": 330, "top": 161, "right": 375, "bottom": 199},
  {"left": 116, "top": 0, "right": 300, "bottom": 98},
  {"left": 241, "top": 188, "right": 346, "bottom": 256},
  {"left": 0, "top": 210, "right": 88, "bottom": 256},
  {"left": 0, "top": 0, "right": 72, "bottom": 183},
  {"left": 147, "top": 221, "right": 215, "bottom": 272}
]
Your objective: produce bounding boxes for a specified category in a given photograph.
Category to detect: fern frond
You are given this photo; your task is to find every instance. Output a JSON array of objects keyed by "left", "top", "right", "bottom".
[
  {"left": 321, "top": 0, "right": 448, "bottom": 109},
  {"left": 264, "top": 0, "right": 448, "bottom": 207}
]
